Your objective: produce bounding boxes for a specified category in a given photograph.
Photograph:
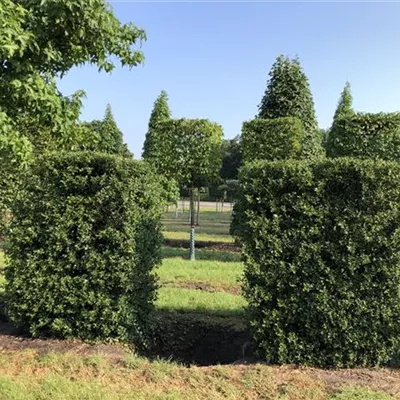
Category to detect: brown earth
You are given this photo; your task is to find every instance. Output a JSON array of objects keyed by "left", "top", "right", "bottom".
[{"left": 162, "top": 280, "right": 241, "bottom": 295}]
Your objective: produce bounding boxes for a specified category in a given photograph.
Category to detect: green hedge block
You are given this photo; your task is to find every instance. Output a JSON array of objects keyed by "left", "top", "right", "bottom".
[
  {"left": 241, "top": 117, "right": 305, "bottom": 163},
  {"left": 327, "top": 112, "right": 400, "bottom": 160},
  {"left": 5, "top": 152, "right": 165, "bottom": 342},
  {"left": 237, "top": 158, "right": 400, "bottom": 367}
]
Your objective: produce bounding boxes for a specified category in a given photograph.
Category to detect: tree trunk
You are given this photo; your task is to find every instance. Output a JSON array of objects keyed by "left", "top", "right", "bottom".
[
  {"left": 189, "top": 188, "right": 195, "bottom": 261},
  {"left": 196, "top": 189, "right": 200, "bottom": 226}
]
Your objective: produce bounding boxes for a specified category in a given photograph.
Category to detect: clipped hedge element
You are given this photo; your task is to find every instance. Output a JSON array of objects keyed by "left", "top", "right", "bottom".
[
  {"left": 5, "top": 152, "right": 165, "bottom": 341},
  {"left": 238, "top": 158, "right": 400, "bottom": 367},
  {"left": 327, "top": 112, "right": 400, "bottom": 160},
  {"left": 241, "top": 117, "right": 305, "bottom": 163}
]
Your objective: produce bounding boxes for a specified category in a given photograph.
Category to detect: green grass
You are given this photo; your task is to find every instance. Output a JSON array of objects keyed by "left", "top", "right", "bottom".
[
  {"left": 0, "top": 350, "right": 395, "bottom": 400},
  {"left": 162, "top": 223, "right": 229, "bottom": 236},
  {"left": 161, "top": 246, "right": 241, "bottom": 262},
  {"left": 163, "top": 231, "right": 233, "bottom": 243},
  {"left": 156, "top": 287, "right": 246, "bottom": 317},
  {"left": 330, "top": 387, "right": 393, "bottom": 400},
  {"left": 163, "top": 211, "right": 232, "bottom": 223},
  {"left": 158, "top": 257, "right": 243, "bottom": 292},
  {"left": 162, "top": 210, "right": 234, "bottom": 243}
]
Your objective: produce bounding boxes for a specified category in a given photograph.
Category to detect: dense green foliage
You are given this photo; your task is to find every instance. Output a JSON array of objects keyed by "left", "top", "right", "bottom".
[
  {"left": 0, "top": 0, "right": 145, "bottom": 150},
  {"left": 82, "top": 105, "right": 132, "bottom": 156},
  {"left": 142, "top": 90, "right": 172, "bottom": 160},
  {"left": 327, "top": 112, "right": 400, "bottom": 160},
  {"left": 241, "top": 117, "right": 305, "bottom": 162},
  {"left": 149, "top": 118, "right": 223, "bottom": 188},
  {"left": 237, "top": 158, "right": 400, "bottom": 367},
  {"left": 221, "top": 136, "right": 241, "bottom": 180},
  {"left": 0, "top": 0, "right": 144, "bottom": 233},
  {"left": 325, "top": 82, "right": 354, "bottom": 149},
  {"left": 5, "top": 152, "right": 164, "bottom": 341},
  {"left": 332, "top": 82, "right": 354, "bottom": 123},
  {"left": 258, "top": 55, "right": 322, "bottom": 159}
]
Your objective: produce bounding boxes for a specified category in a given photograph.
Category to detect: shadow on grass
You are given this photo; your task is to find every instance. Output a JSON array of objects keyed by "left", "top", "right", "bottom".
[{"left": 138, "top": 309, "right": 256, "bottom": 366}]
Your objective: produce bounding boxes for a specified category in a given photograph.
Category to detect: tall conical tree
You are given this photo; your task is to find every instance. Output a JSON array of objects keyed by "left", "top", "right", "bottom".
[
  {"left": 326, "top": 82, "right": 354, "bottom": 153},
  {"left": 142, "top": 90, "right": 171, "bottom": 159},
  {"left": 258, "top": 55, "right": 322, "bottom": 158},
  {"left": 103, "top": 104, "right": 125, "bottom": 154},
  {"left": 332, "top": 81, "right": 354, "bottom": 123},
  {"left": 82, "top": 104, "right": 132, "bottom": 156}
]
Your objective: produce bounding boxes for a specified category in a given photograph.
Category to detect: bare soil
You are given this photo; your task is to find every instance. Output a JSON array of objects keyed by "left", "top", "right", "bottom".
[
  {"left": 0, "top": 322, "right": 127, "bottom": 362},
  {"left": 163, "top": 280, "right": 241, "bottom": 295}
]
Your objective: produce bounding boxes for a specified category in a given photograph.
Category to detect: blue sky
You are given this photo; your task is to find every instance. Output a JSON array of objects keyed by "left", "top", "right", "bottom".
[{"left": 57, "top": 1, "right": 400, "bottom": 158}]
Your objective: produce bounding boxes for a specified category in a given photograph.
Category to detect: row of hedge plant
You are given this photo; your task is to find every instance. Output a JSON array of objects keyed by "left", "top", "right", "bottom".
[
  {"left": 236, "top": 157, "right": 400, "bottom": 367},
  {"left": 241, "top": 117, "right": 306, "bottom": 163},
  {"left": 327, "top": 112, "right": 400, "bottom": 160},
  {"left": 5, "top": 152, "right": 165, "bottom": 343}
]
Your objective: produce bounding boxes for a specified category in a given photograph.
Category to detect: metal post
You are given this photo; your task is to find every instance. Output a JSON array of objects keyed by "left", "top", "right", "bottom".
[
  {"left": 189, "top": 225, "right": 195, "bottom": 261},
  {"left": 196, "top": 189, "right": 200, "bottom": 226},
  {"left": 189, "top": 188, "right": 195, "bottom": 261}
]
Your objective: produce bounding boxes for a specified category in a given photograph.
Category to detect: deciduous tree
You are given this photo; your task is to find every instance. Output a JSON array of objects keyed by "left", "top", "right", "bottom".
[{"left": 152, "top": 118, "right": 223, "bottom": 260}]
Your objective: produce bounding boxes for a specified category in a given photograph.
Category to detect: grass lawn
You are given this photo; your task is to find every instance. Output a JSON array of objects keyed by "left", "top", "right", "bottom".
[
  {"left": 156, "top": 250, "right": 245, "bottom": 321},
  {"left": 161, "top": 247, "right": 241, "bottom": 262},
  {"left": 156, "top": 287, "right": 246, "bottom": 317},
  {"left": 162, "top": 209, "right": 234, "bottom": 244},
  {"left": 158, "top": 257, "right": 243, "bottom": 293},
  {"left": 163, "top": 223, "right": 230, "bottom": 236},
  {"left": 163, "top": 231, "right": 233, "bottom": 243},
  {"left": 0, "top": 350, "right": 396, "bottom": 400},
  {"left": 162, "top": 211, "right": 232, "bottom": 224}
]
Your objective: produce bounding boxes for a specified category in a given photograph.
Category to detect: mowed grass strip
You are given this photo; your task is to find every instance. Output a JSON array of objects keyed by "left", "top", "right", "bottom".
[
  {"left": 156, "top": 287, "right": 246, "bottom": 317},
  {"left": 0, "top": 350, "right": 396, "bottom": 400},
  {"left": 163, "top": 231, "right": 233, "bottom": 243},
  {"left": 164, "top": 208, "right": 232, "bottom": 220},
  {"left": 162, "top": 211, "right": 232, "bottom": 225},
  {"left": 162, "top": 223, "right": 229, "bottom": 236},
  {"left": 158, "top": 258, "right": 243, "bottom": 293},
  {"left": 161, "top": 247, "right": 241, "bottom": 262}
]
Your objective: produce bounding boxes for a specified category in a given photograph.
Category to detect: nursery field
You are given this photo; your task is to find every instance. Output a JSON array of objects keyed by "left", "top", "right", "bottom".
[{"left": 0, "top": 209, "right": 399, "bottom": 398}]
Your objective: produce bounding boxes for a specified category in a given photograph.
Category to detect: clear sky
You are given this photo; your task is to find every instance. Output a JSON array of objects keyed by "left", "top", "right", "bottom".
[{"left": 57, "top": 1, "right": 400, "bottom": 158}]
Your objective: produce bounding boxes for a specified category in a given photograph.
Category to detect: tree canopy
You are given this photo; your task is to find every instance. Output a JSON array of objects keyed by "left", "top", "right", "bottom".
[
  {"left": 0, "top": 0, "right": 146, "bottom": 156},
  {"left": 150, "top": 118, "right": 223, "bottom": 189},
  {"left": 0, "top": 0, "right": 144, "bottom": 231},
  {"left": 221, "top": 136, "right": 241, "bottom": 180}
]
